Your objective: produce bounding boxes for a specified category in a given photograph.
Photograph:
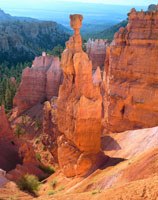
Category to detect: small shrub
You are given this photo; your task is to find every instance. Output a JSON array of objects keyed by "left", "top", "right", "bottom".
[
  {"left": 48, "top": 190, "right": 56, "bottom": 196},
  {"left": 58, "top": 186, "right": 65, "bottom": 191},
  {"left": 51, "top": 179, "right": 57, "bottom": 188},
  {"left": 92, "top": 190, "right": 101, "bottom": 195},
  {"left": 34, "top": 119, "right": 42, "bottom": 131},
  {"left": 39, "top": 165, "right": 55, "bottom": 175},
  {"left": 14, "top": 124, "right": 25, "bottom": 138},
  {"left": 91, "top": 190, "right": 101, "bottom": 195},
  {"left": 35, "top": 153, "right": 41, "bottom": 162},
  {"left": 17, "top": 174, "right": 40, "bottom": 195}
]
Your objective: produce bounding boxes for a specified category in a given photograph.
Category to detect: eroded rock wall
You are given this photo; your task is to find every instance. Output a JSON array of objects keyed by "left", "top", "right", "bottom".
[
  {"left": 86, "top": 39, "right": 109, "bottom": 70},
  {"left": 14, "top": 54, "right": 62, "bottom": 114},
  {"left": 103, "top": 9, "right": 158, "bottom": 133}
]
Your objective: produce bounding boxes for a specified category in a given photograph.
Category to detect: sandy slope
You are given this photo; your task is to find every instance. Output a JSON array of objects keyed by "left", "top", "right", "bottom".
[
  {"left": 35, "top": 127, "right": 158, "bottom": 199},
  {"left": 1, "top": 126, "right": 158, "bottom": 200}
]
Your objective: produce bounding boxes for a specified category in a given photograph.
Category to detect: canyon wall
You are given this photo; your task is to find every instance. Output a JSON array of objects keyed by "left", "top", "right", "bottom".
[
  {"left": 14, "top": 53, "right": 62, "bottom": 114},
  {"left": 86, "top": 39, "right": 109, "bottom": 70},
  {"left": 104, "top": 8, "right": 158, "bottom": 133},
  {"left": 57, "top": 14, "right": 106, "bottom": 177}
]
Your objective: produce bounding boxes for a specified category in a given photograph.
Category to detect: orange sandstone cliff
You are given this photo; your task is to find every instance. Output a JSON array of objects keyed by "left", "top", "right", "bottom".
[
  {"left": 14, "top": 54, "right": 62, "bottom": 115},
  {"left": 104, "top": 8, "right": 158, "bottom": 133}
]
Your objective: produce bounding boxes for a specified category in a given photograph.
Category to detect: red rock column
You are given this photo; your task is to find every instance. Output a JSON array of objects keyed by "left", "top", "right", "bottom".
[{"left": 57, "top": 14, "right": 106, "bottom": 177}]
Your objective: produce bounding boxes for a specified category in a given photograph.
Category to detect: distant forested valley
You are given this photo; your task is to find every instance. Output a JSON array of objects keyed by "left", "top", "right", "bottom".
[
  {"left": 0, "top": 63, "right": 28, "bottom": 111},
  {"left": 0, "top": 20, "right": 69, "bottom": 65}
]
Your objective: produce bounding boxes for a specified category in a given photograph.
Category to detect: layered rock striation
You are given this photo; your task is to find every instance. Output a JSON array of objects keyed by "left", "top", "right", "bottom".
[
  {"left": 104, "top": 8, "right": 158, "bottom": 133},
  {"left": 14, "top": 54, "right": 62, "bottom": 114},
  {"left": 57, "top": 14, "right": 106, "bottom": 177},
  {"left": 86, "top": 39, "right": 109, "bottom": 70}
]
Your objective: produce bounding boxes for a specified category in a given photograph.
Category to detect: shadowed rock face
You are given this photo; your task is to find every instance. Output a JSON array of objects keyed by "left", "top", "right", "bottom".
[
  {"left": 0, "top": 106, "right": 22, "bottom": 172},
  {"left": 13, "top": 54, "right": 62, "bottom": 115},
  {"left": 42, "top": 99, "right": 60, "bottom": 163},
  {"left": 57, "top": 14, "right": 106, "bottom": 177},
  {"left": 103, "top": 8, "right": 158, "bottom": 133},
  {"left": 86, "top": 39, "right": 109, "bottom": 70}
]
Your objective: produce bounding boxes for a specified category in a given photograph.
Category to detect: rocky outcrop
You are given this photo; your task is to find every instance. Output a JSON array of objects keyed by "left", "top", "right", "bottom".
[
  {"left": 7, "top": 142, "right": 46, "bottom": 182},
  {"left": 57, "top": 14, "right": 106, "bottom": 177},
  {"left": 103, "top": 8, "right": 158, "bottom": 133},
  {"left": 86, "top": 39, "right": 109, "bottom": 70},
  {"left": 14, "top": 54, "right": 62, "bottom": 115}
]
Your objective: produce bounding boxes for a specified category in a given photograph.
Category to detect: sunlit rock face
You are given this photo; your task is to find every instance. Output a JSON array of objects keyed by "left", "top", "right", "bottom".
[
  {"left": 86, "top": 39, "right": 109, "bottom": 70},
  {"left": 13, "top": 54, "right": 62, "bottom": 115},
  {"left": 103, "top": 8, "right": 158, "bottom": 133},
  {"left": 57, "top": 14, "right": 106, "bottom": 177}
]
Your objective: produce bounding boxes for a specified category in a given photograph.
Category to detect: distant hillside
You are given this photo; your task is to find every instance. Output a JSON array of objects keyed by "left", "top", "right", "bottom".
[
  {"left": 2, "top": 2, "right": 146, "bottom": 36},
  {"left": 0, "top": 9, "right": 70, "bottom": 65},
  {"left": 94, "top": 20, "right": 128, "bottom": 41},
  {"left": 0, "top": 9, "right": 12, "bottom": 21},
  {"left": 0, "top": 8, "right": 38, "bottom": 22}
]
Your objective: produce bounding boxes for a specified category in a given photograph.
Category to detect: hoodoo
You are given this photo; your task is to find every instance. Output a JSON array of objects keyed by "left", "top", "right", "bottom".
[{"left": 57, "top": 14, "right": 106, "bottom": 177}]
